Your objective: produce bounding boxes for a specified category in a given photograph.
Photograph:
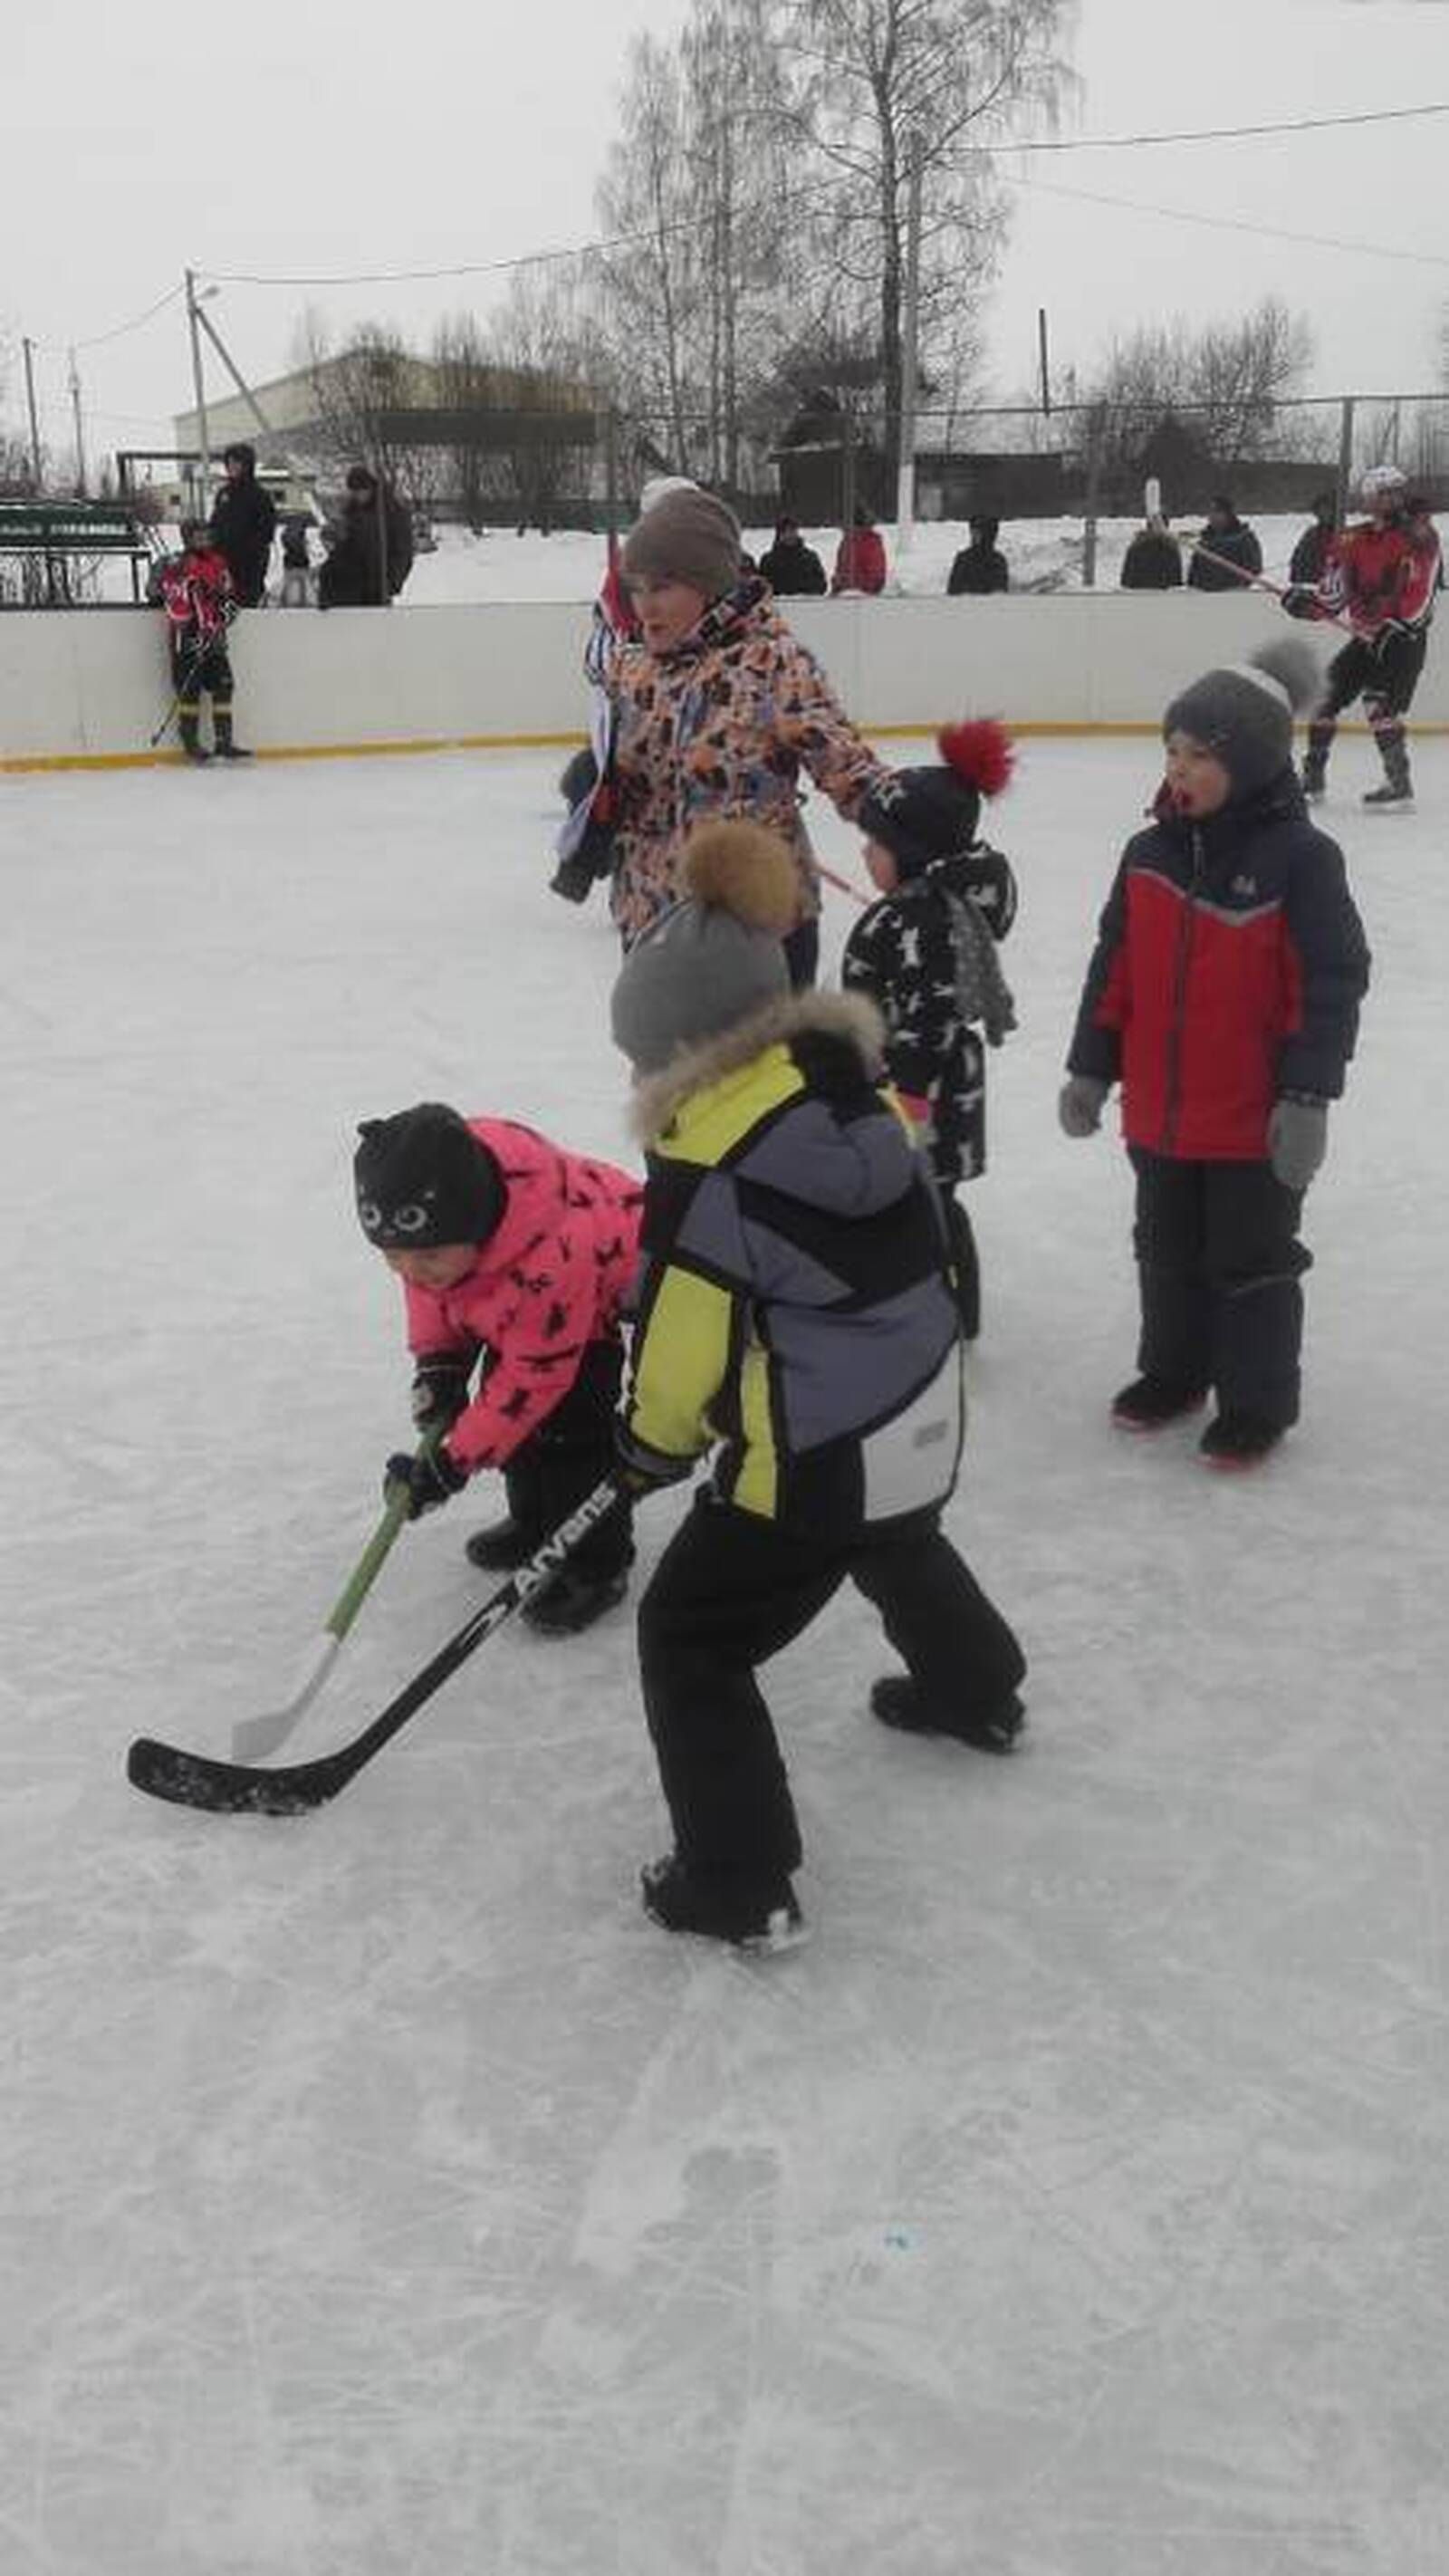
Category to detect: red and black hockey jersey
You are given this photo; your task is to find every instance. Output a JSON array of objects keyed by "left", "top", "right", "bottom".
[{"left": 1319, "top": 512, "right": 1440, "bottom": 640}]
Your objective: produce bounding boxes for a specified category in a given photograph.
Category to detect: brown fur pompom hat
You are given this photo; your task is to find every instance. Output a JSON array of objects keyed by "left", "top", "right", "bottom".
[{"left": 609, "top": 822, "right": 799, "bottom": 1075}]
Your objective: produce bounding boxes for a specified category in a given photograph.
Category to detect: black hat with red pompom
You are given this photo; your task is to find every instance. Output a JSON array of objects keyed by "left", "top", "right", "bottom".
[{"left": 859, "top": 721, "right": 1015, "bottom": 879}]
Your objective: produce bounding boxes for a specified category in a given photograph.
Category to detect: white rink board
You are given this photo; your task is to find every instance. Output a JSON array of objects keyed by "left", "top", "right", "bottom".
[{"left": 4, "top": 591, "right": 1445, "bottom": 763}]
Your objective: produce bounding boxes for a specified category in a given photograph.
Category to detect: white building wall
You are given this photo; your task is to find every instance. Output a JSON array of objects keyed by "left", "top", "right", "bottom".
[{"left": 3, "top": 595, "right": 1444, "bottom": 766}]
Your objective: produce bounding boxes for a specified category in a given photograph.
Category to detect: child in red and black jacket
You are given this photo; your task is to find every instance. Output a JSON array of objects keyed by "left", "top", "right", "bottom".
[
  {"left": 354, "top": 1104, "right": 643, "bottom": 1635},
  {"left": 150, "top": 520, "right": 240, "bottom": 762},
  {"left": 843, "top": 722, "right": 1019, "bottom": 1340},
  {"left": 1060, "top": 639, "right": 1370, "bottom": 1470}
]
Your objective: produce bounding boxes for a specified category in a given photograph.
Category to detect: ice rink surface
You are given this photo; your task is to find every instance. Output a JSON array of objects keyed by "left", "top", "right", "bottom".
[{"left": 4, "top": 735, "right": 1448, "bottom": 2575}]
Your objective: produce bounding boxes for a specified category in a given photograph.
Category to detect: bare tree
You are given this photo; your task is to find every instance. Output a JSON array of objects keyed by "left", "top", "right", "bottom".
[
  {"left": 292, "top": 314, "right": 437, "bottom": 500},
  {"left": 498, "top": 271, "right": 604, "bottom": 531},
  {"left": 1087, "top": 297, "right": 1315, "bottom": 488},
  {"left": 596, "top": 35, "right": 705, "bottom": 470},
  {"left": 771, "top": 0, "right": 1074, "bottom": 481}
]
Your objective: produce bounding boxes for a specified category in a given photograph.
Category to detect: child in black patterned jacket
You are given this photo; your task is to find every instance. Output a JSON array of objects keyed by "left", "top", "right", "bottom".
[{"left": 844, "top": 722, "right": 1019, "bottom": 1338}]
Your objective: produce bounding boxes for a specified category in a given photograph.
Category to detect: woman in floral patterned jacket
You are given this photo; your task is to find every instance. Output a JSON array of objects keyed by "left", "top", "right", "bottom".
[{"left": 607, "top": 485, "right": 892, "bottom": 986}]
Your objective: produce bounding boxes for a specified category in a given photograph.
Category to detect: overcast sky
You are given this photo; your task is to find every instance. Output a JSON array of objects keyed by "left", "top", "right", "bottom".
[{"left": 2, "top": 0, "right": 1444, "bottom": 468}]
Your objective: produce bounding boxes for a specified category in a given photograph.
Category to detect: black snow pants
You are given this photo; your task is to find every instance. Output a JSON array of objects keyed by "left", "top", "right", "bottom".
[
  {"left": 638, "top": 1491, "right": 1025, "bottom": 1884},
  {"left": 503, "top": 1340, "right": 633, "bottom": 1581},
  {"left": 1129, "top": 1149, "right": 1310, "bottom": 1430}
]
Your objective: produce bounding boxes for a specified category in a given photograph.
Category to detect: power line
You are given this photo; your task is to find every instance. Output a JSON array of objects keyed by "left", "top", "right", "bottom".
[
  {"left": 993, "top": 99, "right": 1449, "bottom": 152},
  {"left": 1008, "top": 170, "right": 1449, "bottom": 271},
  {"left": 35, "top": 283, "right": 185, "bottom": 355}
]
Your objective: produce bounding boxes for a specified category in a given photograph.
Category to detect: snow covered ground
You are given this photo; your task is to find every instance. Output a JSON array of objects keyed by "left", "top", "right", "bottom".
[{"left": 4, "top": 738, "right": 1447, "bottom": 2576}]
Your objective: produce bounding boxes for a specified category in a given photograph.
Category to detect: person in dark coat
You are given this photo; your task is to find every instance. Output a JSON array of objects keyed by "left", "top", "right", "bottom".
[
  {"left": 318, "top": 466, "right": 415, "bottom": 608},
  {"left": 209, "top": 442, "right": 276, "bottom": 607},
  {"left": 758, "top": 517, "right": 827, "bottom": 596},
  {"left": 1289, "top": 492, "right": 1338, "bottom": 588},
  {"left": 841, "top": 721, "right": 1020, "bottom": 1341},
  {"left": 946, "top": 516, "right": 1009, "bottom": 595},
  {"left": 1119, "top": 515, "right": 1183, "bottom": 590},
  {"left": 1059, "top": 639, "right": 1369, "bottom": 1470},
  {"left": 1186, "top": 495, "right": 1263, "bottom": 591}
]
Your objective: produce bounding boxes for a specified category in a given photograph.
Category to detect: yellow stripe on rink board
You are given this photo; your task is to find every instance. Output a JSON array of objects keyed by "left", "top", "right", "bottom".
[{"left": 4, "top": 717, "right": 1441, "bottom": 775}]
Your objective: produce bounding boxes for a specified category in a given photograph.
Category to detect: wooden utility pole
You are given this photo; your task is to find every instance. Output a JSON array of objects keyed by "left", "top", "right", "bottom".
[
  {"left": 894, "top": 130, "right": 924, "bottom": 549},
  {"left": 22, "top": 336, "right": 43, "bottom": 488},
  {"left": 185, "top": 270, "right": 212, "bottom": 514},
  {"left": 68, "top": 350, "right": 88, "bottom": 495}
]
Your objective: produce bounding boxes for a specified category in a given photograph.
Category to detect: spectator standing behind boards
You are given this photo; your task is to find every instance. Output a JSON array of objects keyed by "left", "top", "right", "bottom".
[
  {"left": 1186, "top": 495, "right": 1263, "bottom": 592},
  {"left": 1289, "top": 491, "right": 1338, "bottom": 588},
  {"left": 209, "top": 442, "right": 276, "bottom": 607},
  {"left": 831, "top": 504, "right": 888, "bottom": 595},
  {"left": 318, "top": 466, "right": 416, "bottom": 607},
  {"left": 759, "top": 516, "right": 828, "bottom": 596},
  {"left": 277, "top": 512, "right": 316, "bottom": 608},
  {"left": 946, "top": 516, "right": 1010, "bottom": 595},
  {"left": 1119, "top": 514, "right": 1183, "bottom": 590},
  {"left": 606, "top": 484, "right": 895, "bottom": 986}
]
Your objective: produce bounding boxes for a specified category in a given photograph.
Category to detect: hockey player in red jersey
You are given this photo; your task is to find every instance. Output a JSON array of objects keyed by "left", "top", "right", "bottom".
[{"left": 1291, "top": 464, "right": 1440, "bottom": 808}]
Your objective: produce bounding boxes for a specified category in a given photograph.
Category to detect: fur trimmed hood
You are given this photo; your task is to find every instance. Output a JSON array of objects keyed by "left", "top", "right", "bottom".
[{"left": 628, "top": 987, "right": 887, "bottom": 1147}]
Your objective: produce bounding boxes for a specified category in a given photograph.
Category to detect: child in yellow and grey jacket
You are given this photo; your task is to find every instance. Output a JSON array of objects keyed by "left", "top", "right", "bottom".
[{"left": 609, "top": 821, "right": 1026, "bottom": 1952}]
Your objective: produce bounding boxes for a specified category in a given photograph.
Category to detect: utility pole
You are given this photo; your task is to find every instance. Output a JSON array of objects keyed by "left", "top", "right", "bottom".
[
  {"left": 22, "top": 336, "right": 43, "bottom": 489},
  {"left": 1335, "top": 396, "right": 1356, "bottom": 529},
  {"left": 1037, "top": 309, "right": 1051, "bottom": 418},
  {"left": 192, "top": 300, "right": 275, "bottom": 444},
  {"left": 69, "top": 350, "right": 88, "bottom": 495},
  {"left": 894, "top": 130, "right": 924, "bottom": 551},
  {"left": 185, "top": 268, "right": 212, "bottom": 514}
]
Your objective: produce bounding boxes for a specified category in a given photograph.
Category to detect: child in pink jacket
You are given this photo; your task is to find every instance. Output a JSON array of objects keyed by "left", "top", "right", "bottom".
[{"left": 354, "top": 1102, "right": 642, "bottom": 1636}]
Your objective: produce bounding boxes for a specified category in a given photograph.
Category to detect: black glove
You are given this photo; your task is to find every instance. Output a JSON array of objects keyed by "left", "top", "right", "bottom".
[
  {"left": 409, "top": 1353, "right": 475, "bottom": 1433},
  {"left": 384, "top": 1444, "right": 469, "bottom": 1518},
  {"left": 1281, "top": 584, "right": 1319, "bottom": 621}
]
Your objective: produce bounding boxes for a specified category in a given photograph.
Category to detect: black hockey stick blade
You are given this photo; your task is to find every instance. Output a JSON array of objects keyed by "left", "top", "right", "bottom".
[{"left": 126, "top": 1476, "right": 621, "bottom": 1815}]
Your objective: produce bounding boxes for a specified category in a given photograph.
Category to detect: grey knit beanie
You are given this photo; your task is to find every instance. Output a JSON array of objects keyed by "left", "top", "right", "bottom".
[
  {"left": 1164, "top": 638, "right": 1322, "bottom": 799},
  {"left": 619, "top": 487, "right": 743, "bottom": 602},
  {"left": 610, "top": 822, "right": 798, "bottom": 1075}
]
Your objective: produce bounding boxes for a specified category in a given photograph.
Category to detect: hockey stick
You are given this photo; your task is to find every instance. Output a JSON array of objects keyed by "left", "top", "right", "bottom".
[
  {"left": 1181, "top": 538, "right": 1357, "bottom": 636},
  {"left": 817, "top": 858, "right": 868, "bottom": 906},
  {"left": 126, "top": 1475, "right": 621, "bottom": 1816},
  {"left": 229, "top": 1475, "right": 415, "bottom": 1763},
  {"left": 149, "top": 649, "right": 206, "bottom": 749}
]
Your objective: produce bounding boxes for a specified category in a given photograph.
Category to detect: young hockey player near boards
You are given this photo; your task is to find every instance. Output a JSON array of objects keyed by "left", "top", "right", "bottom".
[
  {"left": 840, "top": 721, "right": 1019, "bottom": 1341},
  {"left": 354, "top": 1105, "right": 642, "bottom": 1637},
  {"left": 1287, "top": 462, "right": 1441, "bottom": 808},
  {"left": 1060, "top": 639, "right": 1370, "bottom": 1471},
  {"left": 610, "top": 821, "right": 1026, "bottom": 1953},
  {"left": 150, "top": 520, "right": 244, "bottom": 762}
]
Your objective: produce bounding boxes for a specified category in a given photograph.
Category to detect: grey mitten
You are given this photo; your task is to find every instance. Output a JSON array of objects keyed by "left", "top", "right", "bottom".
[
  {"left": 1058, "top": 1074, "right": 1110, "bottom": 1139},
  {"left": 1267, "top": 1092, "right": 1328, "bottom": 1191}
]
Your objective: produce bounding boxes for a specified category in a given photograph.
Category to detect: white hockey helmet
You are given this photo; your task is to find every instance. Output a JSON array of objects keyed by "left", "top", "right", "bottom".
[{"left": 1358, "top": 463, "right": 1407, "bottom": 504}]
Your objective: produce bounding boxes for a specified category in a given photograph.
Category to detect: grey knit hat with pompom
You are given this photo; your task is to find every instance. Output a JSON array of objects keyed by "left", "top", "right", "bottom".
[
  {"left": 1164, "top": 638, "right": 1323, "bottom": 799},
  {"left": 609, "top": 822, "right": 798, "bottom": 1074}
]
